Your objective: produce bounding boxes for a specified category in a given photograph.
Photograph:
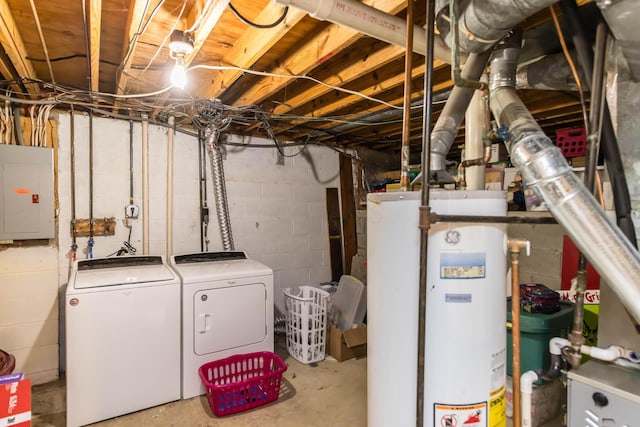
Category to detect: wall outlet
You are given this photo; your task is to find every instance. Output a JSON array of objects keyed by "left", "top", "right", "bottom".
[{"left": 125, "top": 204, "right": 139, "bottom": 218}]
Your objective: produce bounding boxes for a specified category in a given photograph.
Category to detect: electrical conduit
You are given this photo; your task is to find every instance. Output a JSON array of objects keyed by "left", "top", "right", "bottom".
[
  {"left": 142, "top": 115, "right": 150, "bottom": 254},
  {"left": 166, "top": 116, "right": 174, "bottom": 258},
  {"left": 489, "top": 30, "right": 640, "bottom": 325}
]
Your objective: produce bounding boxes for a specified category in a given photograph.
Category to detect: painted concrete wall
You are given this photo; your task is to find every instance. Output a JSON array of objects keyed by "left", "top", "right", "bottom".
[{"left": 0, "top": 113, "right": 339, "bottom": 384}]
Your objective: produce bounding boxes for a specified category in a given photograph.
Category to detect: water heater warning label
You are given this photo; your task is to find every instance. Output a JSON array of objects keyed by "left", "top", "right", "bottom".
[
  {"left": 435, "top": 402, "right": 487, "bottom": 427},
  {"left": 440, "top": 252, "right": 486, "bottom": 279}
]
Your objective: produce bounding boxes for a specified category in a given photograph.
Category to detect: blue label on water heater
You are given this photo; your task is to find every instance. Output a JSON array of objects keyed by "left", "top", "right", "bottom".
[{"left": 440, "top": 252, "right": 486, "bottom": 279}]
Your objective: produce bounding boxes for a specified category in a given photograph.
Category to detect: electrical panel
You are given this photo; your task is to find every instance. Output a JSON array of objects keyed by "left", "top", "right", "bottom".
[
  {"left": 568, "top": 359, "right": 640, "bottom": 426},
  {"left": 0, "top": 144, "right": 54, "bottom": 240}
]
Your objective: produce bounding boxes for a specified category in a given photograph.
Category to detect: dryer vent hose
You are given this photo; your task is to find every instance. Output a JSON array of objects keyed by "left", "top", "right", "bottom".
[{"left": 206, "top": 127, "right": 235, "bottom": 251}]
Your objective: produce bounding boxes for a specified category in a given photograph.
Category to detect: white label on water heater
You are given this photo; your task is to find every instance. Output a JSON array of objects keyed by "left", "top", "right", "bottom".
[{"left": 440, "top": 252, "right": 486, "bottom": 279}]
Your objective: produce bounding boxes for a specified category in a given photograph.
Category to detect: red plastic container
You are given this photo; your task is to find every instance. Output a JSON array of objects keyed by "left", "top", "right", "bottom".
[
  {"left": 198, "top": 351, "right": 287, "bottom": 417},
  {"left": 555, "top": 127, "right": 586, "bottom": 157}
]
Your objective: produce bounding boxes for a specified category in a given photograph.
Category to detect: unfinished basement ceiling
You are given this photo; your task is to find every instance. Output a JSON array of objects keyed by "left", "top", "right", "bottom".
[{"left": 0, "top": 0, "right": 595, "bottom": 160}]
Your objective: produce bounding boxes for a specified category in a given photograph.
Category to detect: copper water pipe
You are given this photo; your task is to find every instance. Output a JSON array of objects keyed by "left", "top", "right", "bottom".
[{"left": 508, "top": 238, "right": 530, "bottom": 427}]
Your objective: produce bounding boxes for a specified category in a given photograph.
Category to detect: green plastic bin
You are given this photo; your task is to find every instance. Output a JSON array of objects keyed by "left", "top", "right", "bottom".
[{"left": 506, "top": 298, "right": 575, "bottom": 375}]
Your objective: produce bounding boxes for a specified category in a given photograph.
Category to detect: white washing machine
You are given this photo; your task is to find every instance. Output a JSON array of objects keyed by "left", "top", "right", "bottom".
[
  {"left": 65, "top": 256, "right": 181, "bottom": 427},
  {"left": 170, "top": 251, "right": 274, "bottom": 400}
]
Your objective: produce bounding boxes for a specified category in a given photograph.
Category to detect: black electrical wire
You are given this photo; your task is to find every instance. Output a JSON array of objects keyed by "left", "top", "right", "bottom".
[
  {"left": 26, "top": 55, "right": 120, "bottom": 67},
  {"left": 228, "top": 3, "right": 288, "bottom": 29}
]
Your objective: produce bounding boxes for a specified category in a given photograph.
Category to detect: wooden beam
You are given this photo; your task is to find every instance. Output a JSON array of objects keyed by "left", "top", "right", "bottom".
[
  {"left": 272, "top": 44, "right": 406, "bottom": 116},
  {"left": 0, "top": 0, "right": 39, "bottom": 94},
  {"left": 202, "top": 4, "right": 306, "bottom": 100},
  {"left": 339, "top": 154, "right": 357, "bottom": 276},
  {"left": 326, "top": 187, "right": 344, "bottom": 281},
  {"left": 184, "top": 0, "right": 229, "bottom": 67},
  {"left": 230, "top": 0, "right": 407, "bottom": 107},
  {"left": 88, "top": 0, "right": 102, "bottom": 92},
  {"left": 149, "top": 0, "right": 230, "bottom": 117},
  {"left": 116, "top": 0, "right": 149, "bottom": 94}
]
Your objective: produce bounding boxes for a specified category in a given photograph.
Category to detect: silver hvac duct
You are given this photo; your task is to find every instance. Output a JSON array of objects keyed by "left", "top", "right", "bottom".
[
  {"left": 437, "top": 0, "right": 558, "bottom": 53},
  {"left": 206, "top": 125, "right": 235, "bottom": 251},
  {"left": 489, "top": 31, "right": 640, "bottom": 324},
  {"left": 429, "top": 51, "right": 491, "bottom": 174}
]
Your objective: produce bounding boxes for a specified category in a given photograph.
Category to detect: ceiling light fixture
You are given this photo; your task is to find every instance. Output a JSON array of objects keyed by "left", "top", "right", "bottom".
[{"left": 168, "top": 30, "right": 194, "bottom": 89}]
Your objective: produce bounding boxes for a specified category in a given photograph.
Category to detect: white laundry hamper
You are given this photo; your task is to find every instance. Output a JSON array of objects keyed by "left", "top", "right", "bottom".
[{"left": 282, "top": 286, "right": 329, "bottom": 364}]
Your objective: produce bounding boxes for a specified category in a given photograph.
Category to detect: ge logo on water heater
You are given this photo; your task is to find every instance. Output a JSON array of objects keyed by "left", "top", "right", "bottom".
[{"left": 444, "top": 230, "right": 460, "bottom": 245}]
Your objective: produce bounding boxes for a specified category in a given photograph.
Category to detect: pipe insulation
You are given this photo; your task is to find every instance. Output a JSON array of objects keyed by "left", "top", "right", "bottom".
[
  {"left": 206, "top": 125, "right": 235, "bottom": 251},
  {"left": 273, "top": 0, "right": 452, "bottom": 62},
  {"left": 438, "top": 0, "right": 557, "bottom": 53},
  {"left": 429, "top": 51, "right": 491, "bottom": 173},
  {"left": 489, "top": 32, "right": 640, "bottom": 325}
]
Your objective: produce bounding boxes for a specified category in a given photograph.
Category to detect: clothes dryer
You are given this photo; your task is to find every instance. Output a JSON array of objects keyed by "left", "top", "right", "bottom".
[{"left": 171, "top": 251, "right": 274, "bottom": 399}]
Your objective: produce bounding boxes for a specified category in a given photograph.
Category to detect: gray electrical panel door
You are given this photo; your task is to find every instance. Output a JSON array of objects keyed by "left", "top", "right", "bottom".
[{"left": 0, "top": 144, "right": 54, "bottom": 240}]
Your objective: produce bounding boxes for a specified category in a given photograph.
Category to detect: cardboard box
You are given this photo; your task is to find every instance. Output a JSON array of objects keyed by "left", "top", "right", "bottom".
[
  {"left": 489, "top": 143, "right": 508, "bottom": 163},
  {"left": 327, "top": 325, "right": 367, "bottom": 362},
  {"left": 0, "top": 378, "right": 31, "bottom": 427}
]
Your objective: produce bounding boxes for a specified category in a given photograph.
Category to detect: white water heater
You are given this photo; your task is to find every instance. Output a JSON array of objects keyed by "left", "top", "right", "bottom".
[
  {"left": 425, "top": 190, "right": 507, "bottom": 427},
  {"left": 367, "top": 190, "right": 507, "bottom": 427}
]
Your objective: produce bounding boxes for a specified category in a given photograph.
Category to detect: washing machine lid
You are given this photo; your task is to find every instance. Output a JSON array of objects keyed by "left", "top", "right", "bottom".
[
  {"left": 171, "top": 251, "right": 272, "bottom": 283},
  {"left": 71, "top": 256, "right": 176, "bottom": 289}
]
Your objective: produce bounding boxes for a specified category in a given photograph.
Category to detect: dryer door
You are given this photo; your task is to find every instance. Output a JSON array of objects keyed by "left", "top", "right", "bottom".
[{"left": 194, "top": 282, "right": 267, "bottom": 355}]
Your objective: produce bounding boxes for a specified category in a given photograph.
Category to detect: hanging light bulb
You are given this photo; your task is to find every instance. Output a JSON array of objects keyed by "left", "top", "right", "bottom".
[
  {"left": 168, "top": 30, "right": 194, "bottom": 90},
  {"left": 171, "top": 55, "right": 187, "bottom": 89}
]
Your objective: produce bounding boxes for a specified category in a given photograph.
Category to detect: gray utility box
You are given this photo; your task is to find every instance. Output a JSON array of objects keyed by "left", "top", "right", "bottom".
[
  {"left": 568, "top": 359, "right": 640, "bottom": 426},
  {"left": 0, "top": 144, "right": 54, "bottom": 240}
]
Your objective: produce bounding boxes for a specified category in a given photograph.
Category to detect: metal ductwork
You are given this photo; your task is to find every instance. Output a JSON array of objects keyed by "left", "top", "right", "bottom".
[
  {"left": 429, "top": 51, "right": 491, "bottom": 175},
  {"left": 599, "top": 0, "right": 640, "bottom": 81},
  {"left": 436, "top": 0, "right": 558, "bottom": 53},
  {"left": 489, "top": 31, "right": 640, "bottom": 324},
  {"left": 516, "top": 52, "right": 579, "bottom": 91}
]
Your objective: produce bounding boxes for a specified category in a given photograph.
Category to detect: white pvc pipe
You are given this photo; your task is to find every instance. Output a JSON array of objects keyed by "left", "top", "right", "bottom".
[
  {"left": 549, "top": 337, "right": 625, "bottom": 362},
  {"left": 166, "top": 116, "right": 174, "bottom": 258},
  {"left": 520, "top": 370, "right": 538, "bottom": 427},
  {"left": 273, "top": 0, "right": 451, "bottom": 62},
  {"left": 464, "top": 86, "right": 486, "bottom": 190},
  {"left": 142, "top": 115, "right": 149, "bottom": 255}
]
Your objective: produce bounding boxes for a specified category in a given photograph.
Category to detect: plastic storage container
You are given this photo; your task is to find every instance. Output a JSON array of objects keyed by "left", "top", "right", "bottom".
[
  {"left": 331, "top": 275, "right": 367, "bottom": 330},
  {"left": 283, "top": 286, "right": 329, "bottom": 364},
  {"left": 506, "top": 298, "right": 575, "bottom": 375},
  {"left": 198, "top": 351, "right": 287, "bottom": 417}
]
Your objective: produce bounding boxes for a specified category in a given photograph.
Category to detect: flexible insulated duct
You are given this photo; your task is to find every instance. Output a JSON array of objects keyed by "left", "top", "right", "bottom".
[
  {"left": 489, "top": 32, "right": 640, "bottom": 324},
  {"left": 274, "top": 0, "right": 452, "bottom": 62},
  {"left": 206, "top": 126, "right": 235, "bottom": 251},
  {"left": 429, "top": 51, "right": 491, "bottom": 173}
]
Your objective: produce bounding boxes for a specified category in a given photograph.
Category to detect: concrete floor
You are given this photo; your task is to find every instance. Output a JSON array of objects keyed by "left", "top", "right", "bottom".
[
  {"left": 31, "top": 339, "right": 367, "bottom": 427},
  {"left": 30, "top": 337, "right": 564, "bottom": 426}
]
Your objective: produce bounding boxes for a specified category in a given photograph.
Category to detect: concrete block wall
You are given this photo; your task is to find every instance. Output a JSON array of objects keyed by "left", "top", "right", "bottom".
[
  {"left": 0, "top": 113, "right": 339, "bottom": 384},
  {"left": 0, "top": 246, "right": 59, "bottom": 384}
]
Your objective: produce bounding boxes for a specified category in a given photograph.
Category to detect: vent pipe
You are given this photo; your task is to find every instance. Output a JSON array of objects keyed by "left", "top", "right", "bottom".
[
  {"left": 489, "top": 31, "right": 640, "bottom": 324},
  {"left": 274, "top": 0, "right": 453, "bottom": 62}
]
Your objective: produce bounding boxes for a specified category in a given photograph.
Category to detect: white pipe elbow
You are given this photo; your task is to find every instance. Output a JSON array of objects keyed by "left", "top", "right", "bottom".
[
  {"left": 520, "top": 370, "right": 538, "bottom": 394},
  {"left": 583, "top": 345, "right": 624, "bottom": 362},
  {"left": 549, "top": 337, "right": 570, "bottom": 355}
]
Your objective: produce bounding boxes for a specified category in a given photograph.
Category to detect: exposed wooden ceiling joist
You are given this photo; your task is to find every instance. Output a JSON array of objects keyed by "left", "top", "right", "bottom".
[
  {"left": 116, "top": 0, "right": 150, "bottom": 95},
  {"left": 0, "top": 0, "right": 39, "bottom": 94},
  {"left": 88, "top": 0, "right": 103, "bottom": 92},
  {"left": 228, "top": 0, "right": 407, "bottom": 107}
]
